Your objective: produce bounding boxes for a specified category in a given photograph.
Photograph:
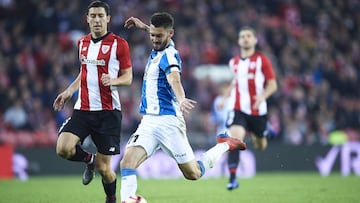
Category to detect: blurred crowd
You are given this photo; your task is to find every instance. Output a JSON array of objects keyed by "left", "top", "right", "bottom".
[{"left": 0, "top": 0, "right": 359, "bottom": 148}]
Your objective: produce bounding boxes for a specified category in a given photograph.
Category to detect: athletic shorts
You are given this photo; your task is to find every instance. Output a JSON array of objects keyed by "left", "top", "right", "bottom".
[
  {"left": 226, "top": 110, "right": 268, "bottom": 138},
  {"left": 126, "top": 115, "right": 195, "bottom": 164},
  {"left": 59, "top": 110, "right": 122, "bottom": 155}
]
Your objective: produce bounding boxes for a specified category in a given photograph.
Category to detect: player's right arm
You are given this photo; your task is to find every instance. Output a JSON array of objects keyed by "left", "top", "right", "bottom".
[
  {"left": 124, "top": 16, "right": 150, "bottom": 32},
  {"left": 53, "top": 73, "right": 81, "bottom": 111},
  {"left": 166, "top": 71, "right": 196, "bottom": 114}
]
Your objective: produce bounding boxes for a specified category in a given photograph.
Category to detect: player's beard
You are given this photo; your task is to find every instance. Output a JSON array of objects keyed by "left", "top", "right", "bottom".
[
  {"left": 241, "top": 46, "right": 251, "bottom": 51},
  {"left": 153, "top": 38, "right": 169, "bottom": 51}
]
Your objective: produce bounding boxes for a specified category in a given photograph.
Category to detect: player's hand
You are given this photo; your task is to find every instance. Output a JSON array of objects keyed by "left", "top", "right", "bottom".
[
  {"left": 252, "top": 95, "right": 265, "bottom": 110},
  {"left": 53, "top": 90, "right": 72, "bottom": 111},
  {"left": 124, "top": 17, "right": 148, "bottom": 31},
  {"left": 179, "top": 98, "right": 197, "bottom": 114},
  {"left": 101, "top": 73, "right": 112, "bottom": 86}
]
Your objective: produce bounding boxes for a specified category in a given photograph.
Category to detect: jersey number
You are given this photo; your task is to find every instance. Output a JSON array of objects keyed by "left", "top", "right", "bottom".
[{"left": 128, "top": 134, "right": 139, "bottom": 144}]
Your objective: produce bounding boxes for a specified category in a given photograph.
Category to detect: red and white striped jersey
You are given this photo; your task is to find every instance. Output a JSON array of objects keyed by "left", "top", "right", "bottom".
[
  {"left": 229, "top": 52, "right": 276, "bottom": 116},
  {"left": 74, "top": 32, "right": 132, "bottom": 111}
]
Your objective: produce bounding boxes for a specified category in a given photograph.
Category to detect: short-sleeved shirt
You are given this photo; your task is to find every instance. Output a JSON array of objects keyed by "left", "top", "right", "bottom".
[
  {"left": 139, "top": 40, "right": 182, "bottom": 116},
  {"left": 229, "top": 52, "right": 276, "bottom": 116},
  {"left": 75, "top": 32, "right": 132, "bottom": 111}
]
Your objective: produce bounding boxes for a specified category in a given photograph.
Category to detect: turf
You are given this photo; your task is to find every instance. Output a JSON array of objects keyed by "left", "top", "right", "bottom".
[{"left": 0, "top": 173, "right": 358, "bottom": 203}]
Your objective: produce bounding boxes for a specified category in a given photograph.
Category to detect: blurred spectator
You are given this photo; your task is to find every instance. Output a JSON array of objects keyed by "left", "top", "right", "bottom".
[{"left": 4, "top": 97, "right": 32, "bottom": 131}]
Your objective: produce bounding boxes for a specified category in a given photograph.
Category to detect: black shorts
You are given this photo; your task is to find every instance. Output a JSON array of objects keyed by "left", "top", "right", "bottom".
[
  {"left": 59, "top": 110, "right": 122, "bottom": 155},
  {"left": 226, "top": 110, "right": 268, "bottom": 138}
]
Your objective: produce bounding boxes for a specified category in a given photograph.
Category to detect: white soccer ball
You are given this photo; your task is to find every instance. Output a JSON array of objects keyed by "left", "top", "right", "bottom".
[{"left": 123, "top": 195, "right": 148, "bottom": 203}]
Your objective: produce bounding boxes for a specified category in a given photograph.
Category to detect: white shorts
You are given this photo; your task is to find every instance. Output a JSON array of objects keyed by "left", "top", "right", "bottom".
[{"left": 126, "top": 115, "right": 195, "bottom": 164}]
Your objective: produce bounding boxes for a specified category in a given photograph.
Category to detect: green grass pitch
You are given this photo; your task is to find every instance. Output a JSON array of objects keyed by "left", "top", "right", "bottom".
[{"left": 0, "top": 172, "right": 359, "bottom": 203}]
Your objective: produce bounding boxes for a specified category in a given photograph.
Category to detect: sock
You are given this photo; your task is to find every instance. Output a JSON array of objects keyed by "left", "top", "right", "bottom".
[
  {"left": 198, "top": 142, "right": 229, "bottom": 175},
  {"left": 68, "top": 145, "right": 91, "bottom": 162},
  {"left": 102, "top": 178, "right": 116, "bottom": 198},
  {"left": 120, "top": 168, "right": 137, "bottom": 202},
  {"left": 229, "top": 168, "right": 237, "bottom": 181},
  {"left": 197, "top": 161, "right": 205, "bottom": 177},
  {"left": 228, "top": 150, "right": 240, "bottom": 181}
]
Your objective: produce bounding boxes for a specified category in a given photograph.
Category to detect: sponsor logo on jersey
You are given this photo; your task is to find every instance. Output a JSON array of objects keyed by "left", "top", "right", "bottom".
[{"left": 80, "top": 55, "right": 105, "bottom": 66}]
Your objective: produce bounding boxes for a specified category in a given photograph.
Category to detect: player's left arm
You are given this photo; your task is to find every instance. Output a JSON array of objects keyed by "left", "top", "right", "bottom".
[
  {"left": 101, "top": 39, "right": 133, "bottom": 87},
  {"left": 253, "top": 56, "right": 278, "bottom": 109},
  {"left": 102, "top": 67, "right": 133, "bottom": 86},
  {"left": 167, "top": 70, "right": 196, "bottom": 114}
]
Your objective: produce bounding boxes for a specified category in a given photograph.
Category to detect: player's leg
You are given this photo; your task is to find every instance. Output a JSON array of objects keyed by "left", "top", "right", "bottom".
[
  {"left": 169, "top": 115, "right": 245, "bottom": 180},
  {"left": 178, "top": 138, "right": 245, "bottom": 180},
  {"left": 224, "top": 110, "right": 247, "bottom": 142},
  {"left": 89, "top": 110, "right": 122, "bottom": 203},
  {"left": 227, "top": 150, "right": 240, "bottom": 190},
  {"left": 119, "top": 116, "right": 159, "bottom": 202},
  {"left": 56, "top": 113, "right": 93, "bottom": 164},
  {"left": 57, "top": 132, "right": 93, "bottom": 163},
  {"left": 175, "top": 134, "right": 241, "bottom": 180},
  {"left": 228, "top": 125, "right": 247, "bottom": 141},
  {"left": 178, "top": 159, "right": 202, "bottom": 180},
  {"left": 249, "top": 114, "right": 268, "bottom": 151},
  {"left": 120, "top": 145, "right": 148, "bottom": 202},
  {"left": 56, "top": 132, "right": 81, "bottom": 159},
  {"left": 178, "top": 141, "right": 229, "bottom": 180},
  {"left": 252, "top": 135, "right": 267, "bottom": 150},
  {"left": 222, "top": 110, "right": 247, "bottom": 189},
  {"left": 95, "top": 153, "right": 117, "bottom": 203},
  {"left": 57, "top": 131, "right": 95, "bottom": 185}
]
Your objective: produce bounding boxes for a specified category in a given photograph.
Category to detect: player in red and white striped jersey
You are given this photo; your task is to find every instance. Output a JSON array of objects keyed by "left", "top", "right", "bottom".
[
  {"left": 53, "top": 1, "right": 132, "bottom": 203},
  {"left": 224, "top": 26, "right": 277, "bottom": 190}
]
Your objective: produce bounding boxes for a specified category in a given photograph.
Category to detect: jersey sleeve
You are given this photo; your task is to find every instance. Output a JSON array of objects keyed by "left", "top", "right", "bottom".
[
  {"left": 228, "top": 56, "right": 239, "bottom": 74},
  {"left": 160, "top": 48, "right": 181, "bottom": 75},
  {"left": 116, "top": 38, "right": 132, "bottom": 70},
  {"left": 261, "top": 55, "right": 276, "bottom": 80}
]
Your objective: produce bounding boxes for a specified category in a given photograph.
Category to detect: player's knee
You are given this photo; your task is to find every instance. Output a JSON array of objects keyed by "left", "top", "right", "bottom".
[
  {"left": 120, "top": 154, "right": 138, "bottom": 168},
  {"left": 96, "top": 163, "right": 109, "bottom": 176},
  {"left": 255, "top": 142, "right": 267, "bottom": 151},
  {"left": 183, "top": 171, "right": 201, "bottom": 180},
  {"left": 120, "top": 157, "right": 133, "bottom": 168},
  {"left": 56, "top": 145, "right": 72, "bottom": 159}
]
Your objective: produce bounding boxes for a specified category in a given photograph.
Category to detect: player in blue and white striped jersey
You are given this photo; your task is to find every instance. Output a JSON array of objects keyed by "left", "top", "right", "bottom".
[
  {"left": 119, "top": 12, "right": 246, "bottom": 202},
  {"left": 138, "top": 39, "right": 183, "bottom": 116}
]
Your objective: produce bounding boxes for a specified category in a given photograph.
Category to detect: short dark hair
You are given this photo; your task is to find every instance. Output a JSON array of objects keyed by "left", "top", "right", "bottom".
[
  {"left": 239, "top": 26, "right": 256, "bottom": 35},
  {"left": 87, "top": 1, "right": 110, "bottom": 16},
  {"left": 150, "top": 12, "right": 174, "bottom": 29}
]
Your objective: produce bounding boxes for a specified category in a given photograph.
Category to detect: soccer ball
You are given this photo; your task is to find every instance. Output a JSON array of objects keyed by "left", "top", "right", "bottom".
[{"left": 123, "top": 195, "right": 147, "bottom": 203}]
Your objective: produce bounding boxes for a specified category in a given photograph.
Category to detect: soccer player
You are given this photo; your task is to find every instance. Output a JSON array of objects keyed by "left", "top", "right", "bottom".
[
  {"left": 211, "top": 81, "right": 240, "bottom": 190},
  {"left": 119, "top": 12, "right": 246, "bottom": 202},
  {"left": 53, "top": 1, "right": 132, "bottom": 203},
  {"left": 221, "top": 26, "right": 277, "bottom": 189}
]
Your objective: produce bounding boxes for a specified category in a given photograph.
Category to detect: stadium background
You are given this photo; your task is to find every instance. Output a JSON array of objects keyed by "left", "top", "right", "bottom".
[{"left": 0, "top": 0, "right": 359, "bottom": 178}]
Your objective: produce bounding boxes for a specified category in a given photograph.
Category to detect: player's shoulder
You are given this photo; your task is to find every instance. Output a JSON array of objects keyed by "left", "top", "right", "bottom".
[
  {"left": 105, "top": 32, "right": 129, "bottom": 44},
  {"left": 253, "top": 51, "right": 269, "bottom": 59},
  {"left": 166, "top": 44, "right": 178, "bottom": 53},
  {"left": 78, "top": 34, "right": 92, "bottom": 42},
  {"left": 229, "top": 55, "right": 240, "bottom": 65}
]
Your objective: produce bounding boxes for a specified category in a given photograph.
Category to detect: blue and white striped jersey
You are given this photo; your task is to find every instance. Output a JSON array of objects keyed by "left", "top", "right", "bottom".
[{"left": 139, "top": 40, "right": 183, "bottom": 116}]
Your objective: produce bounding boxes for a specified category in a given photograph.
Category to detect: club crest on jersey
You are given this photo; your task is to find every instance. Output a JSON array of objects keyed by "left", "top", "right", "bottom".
[
  {"left": 249, "top": 62, "right": 256, "bottom": 69},
  {"left": 101, "top": 45, "right": 110, "bottom": 54}
]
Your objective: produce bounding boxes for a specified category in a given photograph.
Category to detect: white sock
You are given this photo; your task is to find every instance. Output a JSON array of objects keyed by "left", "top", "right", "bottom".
[
  {"left": 199, "top": 143, "right": 229, "bottom": 172},
  {"left": 120, "top": 168, "right": 137, "bottom": 202}
]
